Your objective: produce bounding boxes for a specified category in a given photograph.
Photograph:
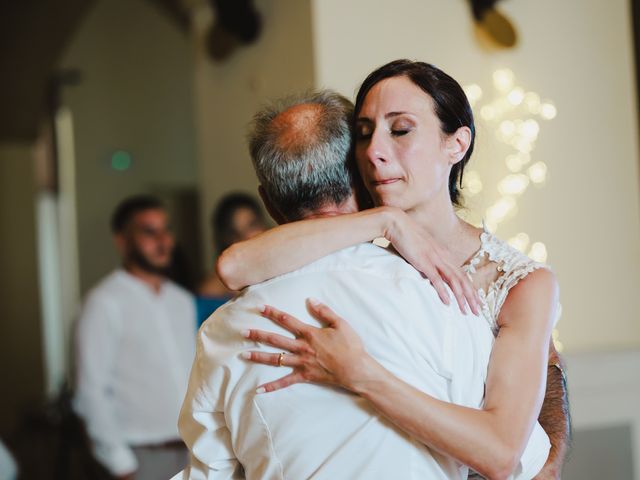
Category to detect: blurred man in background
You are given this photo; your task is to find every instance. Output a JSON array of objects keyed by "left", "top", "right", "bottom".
[{"left": 74, "top": 195, "right": 196, "bottom": 480}]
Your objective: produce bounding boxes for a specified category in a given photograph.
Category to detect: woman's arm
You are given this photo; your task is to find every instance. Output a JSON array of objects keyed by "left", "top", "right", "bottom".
[
  {"left": 217, "top": 207, "right": 397, "bottom": 290},
  {"left": 218, "top": 206, "right": 480, "bottom": 314},
  {"left": 244, "top": 269, "right": 558, "bottom": 479}
]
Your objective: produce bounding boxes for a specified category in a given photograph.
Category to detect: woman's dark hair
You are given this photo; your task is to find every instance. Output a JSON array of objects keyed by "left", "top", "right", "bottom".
[
  {"left": 354, "top": 59, "right": 475, "bottom": 206},
  {"left": 211, "top": 192, "right": 265, "bottom": 254}
]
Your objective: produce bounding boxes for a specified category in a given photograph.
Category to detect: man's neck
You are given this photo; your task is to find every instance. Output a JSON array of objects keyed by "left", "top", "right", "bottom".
[
  {"left": 124, "top": 263, "right": 166, "bottom": 293},
  {"left": 302, "top": 197, "right": 358, "bottom": 220}
]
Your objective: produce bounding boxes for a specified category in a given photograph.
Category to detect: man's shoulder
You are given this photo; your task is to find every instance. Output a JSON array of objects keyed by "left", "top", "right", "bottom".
[
  {"left": 84, "top": 270, "right": 126, "bottom": 304},
  {"left": 252, "top": 242, "right": 422, "bottom": 290}
]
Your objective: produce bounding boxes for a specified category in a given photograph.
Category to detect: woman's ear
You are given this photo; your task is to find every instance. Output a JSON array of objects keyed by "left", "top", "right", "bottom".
[{"left": 446, "top": 126, "right": 472, "bottom": 165}]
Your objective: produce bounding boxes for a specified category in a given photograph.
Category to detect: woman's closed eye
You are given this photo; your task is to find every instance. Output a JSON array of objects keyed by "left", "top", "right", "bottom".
[
  {"left": 390, "top": 120, "right": 414, "bottom": 137},
  {"left": 391, "top": 129, "right": 410, "bottom": 137}
]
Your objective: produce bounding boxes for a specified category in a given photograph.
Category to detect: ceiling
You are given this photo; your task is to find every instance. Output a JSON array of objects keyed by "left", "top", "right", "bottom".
[{"left": 0, "top": 0, "right": 189, "bottom": 142}]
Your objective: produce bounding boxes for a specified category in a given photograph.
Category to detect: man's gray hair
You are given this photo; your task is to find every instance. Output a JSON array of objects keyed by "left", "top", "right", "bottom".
[{"left": 248, "top": 90, "right": 354, "bottom": 221}]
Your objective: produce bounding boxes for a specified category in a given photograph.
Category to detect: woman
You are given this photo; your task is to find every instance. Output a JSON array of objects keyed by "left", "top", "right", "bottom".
[
  {"left": 219, "top": 60, "right": 562, "bottom": 479},
  {"left": 196, "top": 192, "right": 268, "bottom": 326}
]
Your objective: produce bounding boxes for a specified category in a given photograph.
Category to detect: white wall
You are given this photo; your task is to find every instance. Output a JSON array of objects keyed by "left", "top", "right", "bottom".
[
  {"left": 311, "top": 0, "right": 640, "bottom": 353},
  {"left": 59, "top": 0, "right": 198, "bottom": 295},
  {"left": 564, "top": 350, "right": 640, "bottom": 479},
  {"left": 191, "top": 0, "right": 315, "bottom": 265}
]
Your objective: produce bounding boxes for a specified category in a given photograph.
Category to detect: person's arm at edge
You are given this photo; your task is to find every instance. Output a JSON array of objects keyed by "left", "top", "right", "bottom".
[
  {"left": 534, "top": 342, "right": 571, "bottom": 479},
  {"left": 218, "top": 206, "right": 479, "bottom": 314},
  {"left": 217, "top": 207, "right": 398, "bottom": 290},
  {"left": 336, "top": 269, "right": 558, "bottom": 479}
]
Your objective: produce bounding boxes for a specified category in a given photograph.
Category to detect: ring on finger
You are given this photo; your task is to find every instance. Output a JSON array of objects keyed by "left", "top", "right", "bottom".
[{"left": 277, "top": 352, "right": 286, "bottom": 367}]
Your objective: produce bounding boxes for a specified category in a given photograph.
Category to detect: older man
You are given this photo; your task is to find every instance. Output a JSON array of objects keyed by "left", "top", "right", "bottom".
[{"left": 173, "top": 91, "right": 551, "bottom": 480}]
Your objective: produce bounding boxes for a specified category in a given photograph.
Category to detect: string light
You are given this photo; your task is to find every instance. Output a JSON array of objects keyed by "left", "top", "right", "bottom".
[
  {"left": 498, "top": 174, "right": 530, "bottom": 196},
  {"left": 464, "top": 70, "right": 556, "bottom": 234},
  {"left": 493, "top": 68, "right": 515, "bottom": 92},
  {"left": 464, "top": 84, "right": 483, "bottom": 106},
  {"left": 463, "top": 170, "right": 483, "bottom": 196},
  {"left": 528, "top": 242, "right": 548, "bottom": 263},
  {"left": 528, "top": 161, "right": 548, "bottom": 185},
  {"left": 540, "top": 102, "right": 557, "bottom": 120},
  {"left": 464, "top": 70, "right": 562, "bottom": 350},
  {"left": 507, "top": 87, "right": 525, "bottom": 106}
]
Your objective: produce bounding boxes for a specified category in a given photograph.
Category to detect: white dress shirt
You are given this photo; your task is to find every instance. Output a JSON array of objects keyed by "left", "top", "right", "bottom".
[
  {"left": 74, "top": 269, "right": 196, "bottom": 475},
  {"left": 174, "top": 243, "right": 549, "bottom": 480}
]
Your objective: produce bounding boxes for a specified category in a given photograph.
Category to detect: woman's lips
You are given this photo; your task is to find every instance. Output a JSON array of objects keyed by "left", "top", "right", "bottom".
[{"left": 372, "top": 178, "right": 401, "bottom": 186}]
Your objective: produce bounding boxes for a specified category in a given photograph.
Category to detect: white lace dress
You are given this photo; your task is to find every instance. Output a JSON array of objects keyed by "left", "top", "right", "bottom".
[{"left": 462, "top": 225, "right": 559, "bottom": 334}]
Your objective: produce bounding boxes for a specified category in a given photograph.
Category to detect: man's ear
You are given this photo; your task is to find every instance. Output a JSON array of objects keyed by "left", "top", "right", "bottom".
[
  {"left": 258, "top": 185, "right": 287, "bottom": 225},
  {"left": 446, "top": 126, "right": 472, "bottom": 165}
]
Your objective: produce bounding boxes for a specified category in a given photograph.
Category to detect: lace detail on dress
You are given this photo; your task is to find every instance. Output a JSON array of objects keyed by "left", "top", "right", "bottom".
[{"left": 462, "top": 224, "right": 548, "bottom": 334}]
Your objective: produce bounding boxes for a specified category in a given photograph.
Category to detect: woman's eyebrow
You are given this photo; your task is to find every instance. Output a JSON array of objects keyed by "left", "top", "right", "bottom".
[
  {"left": 356, "top": 111, "right": 414, "bottom": 123},
  {"left": 385, "top": 111, "right": 412, "bottom": 118}
]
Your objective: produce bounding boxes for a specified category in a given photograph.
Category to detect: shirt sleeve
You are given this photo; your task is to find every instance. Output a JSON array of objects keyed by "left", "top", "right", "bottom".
[
  {"left": 510, "top": 421, "right": 551, "bottom": 480},
  {"left": 73, "top": 292, "right": 138, "bottom": 476},
  {"left": 176, "top": 319, "right": 244, "bottom": 479}
]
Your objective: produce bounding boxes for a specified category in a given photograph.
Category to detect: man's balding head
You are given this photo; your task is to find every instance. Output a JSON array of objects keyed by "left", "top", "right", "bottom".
[{"left": 248, "top": 90, "right": 354, "bottom": 222}]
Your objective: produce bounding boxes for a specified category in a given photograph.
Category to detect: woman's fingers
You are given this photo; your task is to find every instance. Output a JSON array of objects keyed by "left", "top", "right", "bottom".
[
  {"left": 242, "top": 328, "right": 303, "bottom": 352},
  {"left": 255, "top": 372, "right": 304, "bottom": 394},
  {"left": 439, "top": 265, "right": 470, "bottom": 315},
  {"left": 420, "top": 263, "right": 451, "bottom": 307},
  {"left": 261, "top": 305, "right": 311, "bottom": 337},
  {"left": 461, "top": 274, "right": 481, "bottom": 316},
  {"left": 306, "top": 298, "right": 342, "bottom": 328},
  {"left": 242, "top": 350, "right": 302, "bottom": 367}
]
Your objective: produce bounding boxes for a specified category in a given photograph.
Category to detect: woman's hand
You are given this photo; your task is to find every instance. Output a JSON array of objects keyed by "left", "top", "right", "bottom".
[
  {"left": 242, "top": 300, "right": 375, "bottom": 393},
  {"left": 384, "top": 209, "right": 481, "bottom": 316}
]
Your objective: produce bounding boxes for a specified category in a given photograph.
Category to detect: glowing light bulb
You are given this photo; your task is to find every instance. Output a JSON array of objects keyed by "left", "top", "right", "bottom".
[
  {"left": 486, "top": 196, "right": 517, "bottom": 224},
  {"left": 463, "top": 170, "right": 483, "bottom": 195},
  {"left": 505, "top": 154, "right": 522, "bottom": 172},
  {"left": 521, "top": 119, "right": 540, "bottom": 139},
  {"left": 528, "top": 161, "right": 548, "bottom": 184},
  {"left": 513, "top": 138, "right": 534, "bottom": 154},
  {"left": 529, "top": 242, "right": 547, "bottom": 263},
  {"left": 541, "top": 102, "right": 557, "bottom": 120},
  {"left": 507, "top": 87, "right": 525, "bottom": 106},
  {"left": 498, "top": 174, "right": 530, "bottom": 196},
  {"left": 493, "top": 69, "right": 515, "bottom": 92},
  {"left": 481, "top": 105, "right": 496, "bottom": 121},
  {"left": 464, "top": 84, "right": 483, "bottom": 105},
  {"left": 499, "top": 120, "right": 516, "bottom": 137},
  {"left": 508, "top": 232, "right": 530, "bottom": 252}
]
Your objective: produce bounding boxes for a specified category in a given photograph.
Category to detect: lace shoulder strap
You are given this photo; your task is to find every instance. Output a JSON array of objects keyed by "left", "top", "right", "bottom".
[{"left": 464, "top": 226, "right": 549, "bottom": 332}]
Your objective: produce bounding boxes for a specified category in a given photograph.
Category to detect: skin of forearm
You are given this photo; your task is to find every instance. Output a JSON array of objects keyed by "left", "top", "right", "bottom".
[
  {"left": 351, "top": 358, "right": 524, "bottom": 479},
  {"left": 537, "top": 350, "right": 571, "bottom": 477},
  {"left": 217, "top": 206, "right": 401, "bottom": 290}
]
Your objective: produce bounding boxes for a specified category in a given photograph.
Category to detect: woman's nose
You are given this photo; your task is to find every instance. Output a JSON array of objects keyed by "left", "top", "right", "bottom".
[{"left": 365, "top": 129, "right": 389, "bottom": 165}]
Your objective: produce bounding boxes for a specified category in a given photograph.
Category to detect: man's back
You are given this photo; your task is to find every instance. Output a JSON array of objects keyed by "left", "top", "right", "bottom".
[{"left": 178, "top": 243, "right": 489, "bottom": 479}]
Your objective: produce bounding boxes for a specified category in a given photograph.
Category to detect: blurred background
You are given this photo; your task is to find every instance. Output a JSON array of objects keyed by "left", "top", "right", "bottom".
[{"left": 1, "top": 0, "right": 639, "bottom": 478}]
